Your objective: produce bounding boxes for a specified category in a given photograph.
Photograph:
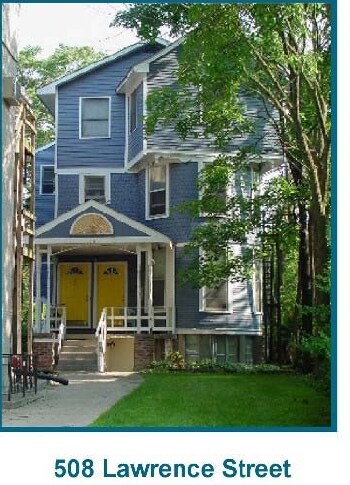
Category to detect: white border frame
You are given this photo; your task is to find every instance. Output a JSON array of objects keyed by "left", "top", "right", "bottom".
[
  {"left": 145, "top": 162, "right": 170, "bottom": 220},
  {"left": 39, "top": 164, "right": 55, "bottom": 196},
  {"left": 79, "top": 96, "right": 111, "bottom": 139},
  {"left": 78, "top": 173, "right": 111, "bottom": 204}
]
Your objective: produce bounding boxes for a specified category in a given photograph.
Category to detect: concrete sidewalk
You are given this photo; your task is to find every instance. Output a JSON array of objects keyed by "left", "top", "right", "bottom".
[{"left": 2, "top": 371, "right": 143, "bottom": 428}]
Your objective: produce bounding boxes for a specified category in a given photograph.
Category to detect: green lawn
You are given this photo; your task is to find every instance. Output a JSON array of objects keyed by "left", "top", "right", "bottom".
[{"left": 91, "top": 373, "right": 330, "bottom": 428}]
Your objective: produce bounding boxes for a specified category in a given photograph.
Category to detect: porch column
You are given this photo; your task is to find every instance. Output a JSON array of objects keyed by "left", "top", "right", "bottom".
[
  {"left": 166, "top": 244, "right": 176, "bottom": 333},
  {"left": 136, "top": 245, "right": 142, "bottom": 334},
  {"left": 45, "top": 245, "right": 51, "bottom": 333},
  {"left": 35, "top": 245, "right": 42, "bottom": 332},
  {"left": 146, "top": 244, "right": 154, "bottom": 330}
]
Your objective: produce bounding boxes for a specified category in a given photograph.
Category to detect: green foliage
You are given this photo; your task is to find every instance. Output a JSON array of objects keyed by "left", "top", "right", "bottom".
[
  {"left": 296, "top": 333, "right": 331, "bottom": 390},
  {"left": 150, "top": 357, "right": 282, "bottom": 375},
  {"left": 18, "top": 44, "right": 105, "bottom": 146},
  {"left": 179, "top": 154, "right": 303, "bottom": 288}
]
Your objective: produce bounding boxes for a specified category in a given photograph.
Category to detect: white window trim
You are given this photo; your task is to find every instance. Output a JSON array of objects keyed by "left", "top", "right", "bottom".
[
  {"left": 199, "top": 282, "right": 231, "bottom": 314},
  {"left": 79, "top": 96, "right": 111, "bottom": 139},
  {"left": 40, "top": 165, "right": 55, "bottom": 195},
  {"left": 79, "top": 173, "right": 111, "bottom": 205},
  {"left": 145, "top": 163, "right": 169, "bottom": 220}
]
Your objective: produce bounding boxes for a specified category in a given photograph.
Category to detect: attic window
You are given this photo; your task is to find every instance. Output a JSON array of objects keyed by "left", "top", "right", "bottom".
[{"left": 80, "top": 97, "right": 110, "bottom": 138}]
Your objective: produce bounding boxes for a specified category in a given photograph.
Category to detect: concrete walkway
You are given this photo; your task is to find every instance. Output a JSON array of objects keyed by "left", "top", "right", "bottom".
[{"left": 2, "top": 371, "right": 143, "bottom": 428}]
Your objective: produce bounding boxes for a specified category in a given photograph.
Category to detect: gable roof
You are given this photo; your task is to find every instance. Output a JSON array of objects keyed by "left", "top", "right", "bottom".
[
  {"left": 37, "top": 38, "right": 170, "bottom": 114},
  {"left": 36, "top": 200, "right": 172, "bottom": 244},
  {"left": 117, "top": 37, "right": 184, "bottom": 94}
]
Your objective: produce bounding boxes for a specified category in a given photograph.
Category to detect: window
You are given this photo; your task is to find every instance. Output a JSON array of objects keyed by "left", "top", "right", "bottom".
[
  {"left": 80, "top": 97, "right": 110, "bottom": 138},
  {"left": 84, "top": 176, "right": 106, "bottom": 203},
  {"left": 214, "top": 336, "right": 239, "bottom": 363},
  {"left": 202, "top": 280, "right": 229, "bottom": 312},
  {"left": 184, "top": 335, "right": 241, "bottom": 363},
  {"left": 129, "top": 89, "right": 137, "bottom": 133},
  {"left": 147, "top": 164, "right": 168, "bottom": 218},
  {"left": 41, "top": 166, "right": 55, "bottom": 194},
  {"left": 185, "top": 335, "right": 211, "bottom": 362}
]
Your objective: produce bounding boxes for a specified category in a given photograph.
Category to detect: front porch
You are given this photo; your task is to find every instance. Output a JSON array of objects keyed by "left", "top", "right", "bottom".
[{"left": 34, "top": 202, "right": 176, "bottom": 371}]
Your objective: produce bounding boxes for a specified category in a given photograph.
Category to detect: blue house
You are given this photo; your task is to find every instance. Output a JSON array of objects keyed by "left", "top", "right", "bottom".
[{"left": 34, "top": 38, "right": 282, "bottom": 371}]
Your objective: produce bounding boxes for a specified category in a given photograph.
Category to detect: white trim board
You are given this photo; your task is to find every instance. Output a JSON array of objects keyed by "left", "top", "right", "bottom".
[
  {"left": 36, "top": 200, "right": 172, "bottom": 242},
  {"left": 36, "top": 141, "right": 55, "bottom": 153}
]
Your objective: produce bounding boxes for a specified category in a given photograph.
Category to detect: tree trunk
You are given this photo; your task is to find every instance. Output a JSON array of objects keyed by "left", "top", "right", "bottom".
[
  {"left": 298, "top": 202, "right": 313, "bottom": 336},
  {"left": 309, "top": 195, "right": 330, "bottom": 308}
]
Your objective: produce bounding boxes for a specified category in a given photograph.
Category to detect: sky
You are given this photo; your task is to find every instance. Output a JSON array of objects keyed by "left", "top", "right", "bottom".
[{"left": 18, "top": 3, "right": 140, "bottom": 56}]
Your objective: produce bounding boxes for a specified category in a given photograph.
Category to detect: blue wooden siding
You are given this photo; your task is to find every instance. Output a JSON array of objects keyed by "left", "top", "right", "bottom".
[
  {"left": 57, "top": 45, "right": 160, "bottom": 170},
  {"left": 56, "top": 175, "right": 79, "bottom": 216},
  {"left": 55, "top": 162, "right": 200, "bottom": 243},
  {"left": 127, "top": 82, "right": 144, "bottom": 161},
  {"left": 175, "top": 246, "right": 260, "bottom": 332},
  {"left": 35, "top": 144, "right": 55, "bottom": 227},
  {"left": 144, "top": 162, "right": 200, "bottom": 243},
  {"left": 146, "top": 47, "right": 281, "bottom": 155}
]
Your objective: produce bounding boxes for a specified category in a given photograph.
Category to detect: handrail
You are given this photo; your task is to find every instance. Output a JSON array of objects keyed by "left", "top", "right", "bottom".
[
  {"left": 102, "top": 306, "right": 174, "bottom": 332},
  {"left": 95, "top": 308, "right": 107, "bottom": 372}
]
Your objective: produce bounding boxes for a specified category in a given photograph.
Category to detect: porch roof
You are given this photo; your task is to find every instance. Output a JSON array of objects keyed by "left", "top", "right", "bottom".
[{"left": 35, "top": 200, "right": 172, "bottom": 246}]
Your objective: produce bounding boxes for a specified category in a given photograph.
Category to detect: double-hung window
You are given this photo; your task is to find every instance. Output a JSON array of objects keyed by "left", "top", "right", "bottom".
[
  {"left": 129, "top": 89, "right": 137, "bottom": 133},
  {"left": 202, "top": 280, "right": 229, "bottom": 312},
  {"left": 147, "top": 164, "right": 168, "bottom": 218},
  {"left": 80, "top": 175, "right": 109, "bottom": 204},
  {"left": 41, "top": 166, "right": 55, "bottom": 194},
  {"left": 80, "top": 97, "right": 110, "bottom": 138}
]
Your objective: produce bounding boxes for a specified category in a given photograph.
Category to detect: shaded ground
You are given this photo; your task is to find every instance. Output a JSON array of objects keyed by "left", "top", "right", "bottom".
[
  {"left": 91, "top": 373, "right": 331, "bottom": 428},
  {"left": 2, "top": 371, "right": 142, "bottom": 428}
]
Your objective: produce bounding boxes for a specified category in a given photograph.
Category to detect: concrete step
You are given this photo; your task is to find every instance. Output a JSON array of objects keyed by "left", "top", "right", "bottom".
[{"left": 57, "top": 338, "right": 97, "bottom": 372}]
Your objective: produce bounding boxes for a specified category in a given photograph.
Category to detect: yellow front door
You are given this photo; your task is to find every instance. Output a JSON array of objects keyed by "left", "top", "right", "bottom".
[
  {"left": 59, "top": 263, "right": 90, "bottom": 327},
  {"left": 96, "top": 262, "right": 126, "bottom": 322}
]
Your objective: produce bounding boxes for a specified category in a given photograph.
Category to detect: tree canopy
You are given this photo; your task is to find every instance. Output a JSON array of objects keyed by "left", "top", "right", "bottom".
[{"left": 113, "top": 3, "right": 331, "bottom": 357}]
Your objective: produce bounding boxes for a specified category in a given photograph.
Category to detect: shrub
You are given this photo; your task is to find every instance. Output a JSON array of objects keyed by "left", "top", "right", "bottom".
[
  {"left": 150, "top": 358, "right": 282, "bottom": 374},
  {"left": 296, "top": 332, "right": 331, "bottom": 389}
]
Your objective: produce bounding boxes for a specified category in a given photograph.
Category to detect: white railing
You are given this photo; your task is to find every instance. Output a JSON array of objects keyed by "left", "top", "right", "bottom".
[
  {"left": 50, "top": 306, "right": 67, "bottom": 332},
  {"left": 49, "top": 306, "right": 66, "bottom": 358},
  {"left": 95, "top": 308, "right": 107, "bottom": 372},
  {"left": 103, "top": 306, "right": 174, "bottom": 333}
]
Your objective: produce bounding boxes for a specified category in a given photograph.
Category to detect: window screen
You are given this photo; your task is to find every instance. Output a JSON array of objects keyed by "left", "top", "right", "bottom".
[
  {"left": 204, "top": 280, "right": 228, "bottom": 311},
  {"left": 81, "top": 98, "right": 110, "bottom": 138},
  {"left": 41, "top": 166, "right": 55, "bottom": 194},
  {"left": 149, "top": 165, "right": 167, "bottom": 216},
  {"left": 84, "top": 176, "right": 105, "bottom": 202}
]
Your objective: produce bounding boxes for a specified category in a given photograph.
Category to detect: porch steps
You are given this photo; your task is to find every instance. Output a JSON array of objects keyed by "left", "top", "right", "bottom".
[{"left": 57, "top": 336, "right": 97, "bottom": 372}]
